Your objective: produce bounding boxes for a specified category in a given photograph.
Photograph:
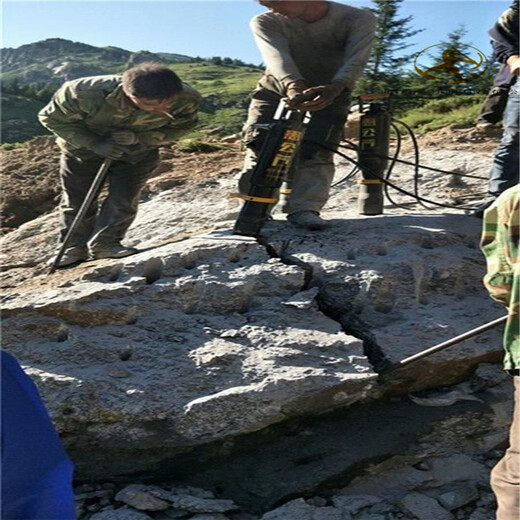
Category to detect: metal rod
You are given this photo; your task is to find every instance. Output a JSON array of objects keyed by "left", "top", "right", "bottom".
[
  {"left": 48, "top": 159, "right": 112, "bottom": 274},
  {"left": 382, "top": 314, "right": 508, "bottom": 373}
]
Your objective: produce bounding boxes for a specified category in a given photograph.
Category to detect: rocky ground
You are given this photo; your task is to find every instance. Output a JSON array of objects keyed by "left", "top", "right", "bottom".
[{"left": 1, "top": 124, "right": 512, "bottom": 520}]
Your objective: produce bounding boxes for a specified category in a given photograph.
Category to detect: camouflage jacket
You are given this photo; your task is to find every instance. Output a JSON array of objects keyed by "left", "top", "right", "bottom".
[
  {"left": 481, "top": 185, "right": 520, "bottom": 372},
  {"left": 38, "top": 75, "right": 202, "bottom": 159}
]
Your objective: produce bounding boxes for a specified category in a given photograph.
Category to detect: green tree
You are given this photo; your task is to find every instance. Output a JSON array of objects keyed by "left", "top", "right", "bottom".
[
  {"left": 357, "top": 0, "right": 423, "bottom": 94},
  {"left": 409, "top": 24, "right": 497, "bottom": 97}
]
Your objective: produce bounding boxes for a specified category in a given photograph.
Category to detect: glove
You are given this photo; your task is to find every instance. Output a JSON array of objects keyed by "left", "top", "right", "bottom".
[
  {"left": 112, "top": 130, "right": 139, "bottom": 145},
  {"left": 91, "top": 140, "right": 127, "bottom": 160}
]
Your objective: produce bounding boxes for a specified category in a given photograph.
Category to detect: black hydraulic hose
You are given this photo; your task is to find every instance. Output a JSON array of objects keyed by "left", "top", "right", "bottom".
[
  {"left": 384, "top": 122, "right": 408, "bottom": 209},
  {"left": 393, "top": 119, "right": 430, "bottom": 210},
  {"left": 306, "top": 140, "right": 475, "bottom": 210},
  {"left": 336, "top": 142, "right": 488, "bottom": 181},
  {"left": 331, "top": 165, "right": 359, "bottom": 187}
]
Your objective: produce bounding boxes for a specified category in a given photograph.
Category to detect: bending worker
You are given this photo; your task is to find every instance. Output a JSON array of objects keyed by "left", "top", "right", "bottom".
[
  {"left": 238, "top": 0, "right": 376, "bottom": 230},
  {"left": 39, "top": 63, "right": 201, "bottom": 267}
]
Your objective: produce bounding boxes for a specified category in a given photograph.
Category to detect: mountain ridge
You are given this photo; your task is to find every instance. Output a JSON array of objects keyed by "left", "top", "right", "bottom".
[
  {"left": 1, "top": 38, "right": 262, "bottom": 143},
  {"left": 1, "top": 37, "right": 194, "bottom": 85}
]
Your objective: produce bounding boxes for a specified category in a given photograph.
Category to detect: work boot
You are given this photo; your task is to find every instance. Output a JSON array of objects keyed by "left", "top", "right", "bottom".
[
  {"left": 47, "top": 246, "right": 89, "bottom": 268},
  {"left": 287, "top": 211, "right": 330, "bottom": 230},
  {"left": 90, "top": 244, "right": 139, "bottom": 260},
  {"left": 466, "top": 198, "right": 496, "bottom": 219}
]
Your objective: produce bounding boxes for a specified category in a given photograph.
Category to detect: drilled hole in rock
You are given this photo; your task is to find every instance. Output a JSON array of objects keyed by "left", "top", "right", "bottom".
[
  {"left": 294, "top": 454, "right": 324, "bottom": 466},
  {"left": 143, "top": 257, "right": 164, "bottom": 284},
  {"left": 108, "top": 264, "right": 123, "bottom": 282},
  {"left": 119, "top": 348, "right": 133, "bottom": 361},
  {"left": 62, "top": 407, "right": 76, "bottom": 416},
  {"left": 420, "top": 235, "right": 434, "bottom": 249},
  {"left": 56, "top": 330, "right": 69, "bottom": 342},
  {"left": 125, "top": 309, "right": 140, "bottom": 325}
]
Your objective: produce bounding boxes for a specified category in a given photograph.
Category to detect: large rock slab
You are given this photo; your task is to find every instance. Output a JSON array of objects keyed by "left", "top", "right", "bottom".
[
  {"left": 262, "top": 212, "right": 504, "bottom": 390},
  {"left": 2, "top": 233, "right": 373, "bottom": 478},
  {"left": 0, "top": 144, "right": 502, "bottom": 484}
]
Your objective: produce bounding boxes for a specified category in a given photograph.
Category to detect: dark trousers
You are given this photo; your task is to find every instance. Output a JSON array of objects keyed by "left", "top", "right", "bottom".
[
  {"left": 489, "top": 86, "right": 520, "bottom": 197},
  {"left": 59, "top": 150, "right": 159, "bottom": 249}
]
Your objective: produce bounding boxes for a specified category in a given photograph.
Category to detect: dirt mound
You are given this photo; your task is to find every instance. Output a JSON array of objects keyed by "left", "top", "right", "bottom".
[
  {"left": 414, "top": 124, "right": 501, "bottom": 153},
  {"left": 1, "top": 136, "right": 61, "bottom": 232},
  {"left": 1, "top": 137, "right": 242, "bottom": 233}
]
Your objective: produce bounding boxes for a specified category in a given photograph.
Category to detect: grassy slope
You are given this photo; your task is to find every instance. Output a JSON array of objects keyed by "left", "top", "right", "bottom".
[
  {"left": 171, "top": 63, "right": 261, "bottom": 137},
  {"left": 399, "top": 95, "right": 485, "bottom": 133},
  {"left": 2, "top": 58, "right": 488, "bottom": 144},
  {"left": 1, "top": 94, "right": 49, "bottom": 143},
  {"left": 1, "top": 62, "right": 262, "bottom": 143}
]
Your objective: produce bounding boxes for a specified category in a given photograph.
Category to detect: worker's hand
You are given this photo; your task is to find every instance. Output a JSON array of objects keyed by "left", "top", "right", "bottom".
[
  {"left": 91, "top": 140, "right": 127, "bottom": 160},
  {"left": 112, "top": 130, "right": 139, "bottom": 145},
  {"left": 296, "top": 83, "right": 345, "bottom": 112},
  {"left": 286, "top": 80, "right": 312, "bottom": 107},
  {"left": 507, "top": 55, "right": 520, "bottom": 76}
]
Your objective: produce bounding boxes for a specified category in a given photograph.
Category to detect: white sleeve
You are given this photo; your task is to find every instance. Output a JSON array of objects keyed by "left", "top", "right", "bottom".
[
  {"left": 251, "top": 15, "right": 304, "bottom": 87},
  {"left": 332, "top": 10, "right": 377, "bottom": 89}
]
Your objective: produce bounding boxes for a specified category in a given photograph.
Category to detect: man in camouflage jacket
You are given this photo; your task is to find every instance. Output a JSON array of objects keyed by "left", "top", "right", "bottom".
[
  {"left": 39, "top": 63, "right": 201, "bottom": 267},
  {"left": 481, "top": 185, "right": 519, "bottom": 520}
]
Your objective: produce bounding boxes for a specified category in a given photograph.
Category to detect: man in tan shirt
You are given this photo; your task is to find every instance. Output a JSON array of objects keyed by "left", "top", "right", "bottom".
[{"left": 238, "top": 0, "right": 376, "bottom": 230}]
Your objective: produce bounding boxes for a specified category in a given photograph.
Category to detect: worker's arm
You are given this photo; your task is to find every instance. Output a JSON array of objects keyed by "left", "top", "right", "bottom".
[
  {"left": 136, "top": 102, "right": 200, "bottom": 146},
  {"left": 506, "top": 54, "right": 520, "bottom": 75},
  {"left": 296, "top": 9, "right": 377, "bottom": 112},
  {"left": 251, "top": 15, "right": 305, "bottom": 90},
  {"left": 38, "top": 83, "right": 101, "bottom": 149},
  {"left": 330, "top": 10, "right": 377, "bottom": 90},
  {"left": 489, "top": 2, "right": 519, "bottom": 67},
  {"left": 481, "top": 193, "right": 518, "bottom": 307}
]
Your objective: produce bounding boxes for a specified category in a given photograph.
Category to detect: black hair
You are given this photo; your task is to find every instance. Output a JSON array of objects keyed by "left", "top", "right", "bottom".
[{"left": 122, "top": 63, "right": 182, "bottom": 100}]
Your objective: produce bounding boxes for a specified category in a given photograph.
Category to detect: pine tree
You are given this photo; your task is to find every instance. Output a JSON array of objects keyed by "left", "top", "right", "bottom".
[
  {"left": 413, "top": 24, "right": 497, "bottom": 96},
  {"left": 357, "top": 0, "right": 423, "bottom": 94}
]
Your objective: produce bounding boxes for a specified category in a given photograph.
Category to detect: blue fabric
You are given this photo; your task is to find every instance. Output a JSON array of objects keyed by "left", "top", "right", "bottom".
[
  {"left": 1, "top": 351, "right": 76, "bottom": 520},
  {"left": 489, "top": 86, "right": 520, "bottom": 197}
]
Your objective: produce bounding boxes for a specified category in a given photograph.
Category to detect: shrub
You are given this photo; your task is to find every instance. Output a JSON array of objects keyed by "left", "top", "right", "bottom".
[{"left": 176, "top": 139, "right": 227, "bottom": 153}]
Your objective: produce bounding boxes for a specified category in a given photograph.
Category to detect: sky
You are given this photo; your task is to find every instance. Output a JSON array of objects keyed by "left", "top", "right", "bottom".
[{"left": 2, "top": 1, "right": 511, "bottom": 66}]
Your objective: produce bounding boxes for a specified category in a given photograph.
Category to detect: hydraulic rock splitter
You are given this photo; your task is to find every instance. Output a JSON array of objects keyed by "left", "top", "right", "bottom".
[{"left": 232, "top": 100, "right": 311, "bottom": 237}]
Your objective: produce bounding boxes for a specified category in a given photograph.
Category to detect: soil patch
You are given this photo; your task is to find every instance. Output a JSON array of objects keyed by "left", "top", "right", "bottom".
[{"left": 1, "top": 137, "right": 242, "bottom": 233}]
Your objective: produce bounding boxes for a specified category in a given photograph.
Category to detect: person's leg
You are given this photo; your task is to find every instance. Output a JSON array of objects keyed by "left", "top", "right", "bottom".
[
  {"left": 51, "top": 152, "right": 105, "bottom": 265},
  {"left": 59, "top": 152, "right": 103, "bottom": 247},
  {"left": 286, "top": 92, "right": 350, "bottom": 217},
  {"left": 1, "top": 351, "right": 75, "bottom": 519},
  {"left": 491, "top": 375, "right": 520, "bottom": 520},
  {"left": 88, "top": 150, "right": 159, "bottom": 253},
  {"left": 489, "top": 86, "right": 520, "bottom": 197}
]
